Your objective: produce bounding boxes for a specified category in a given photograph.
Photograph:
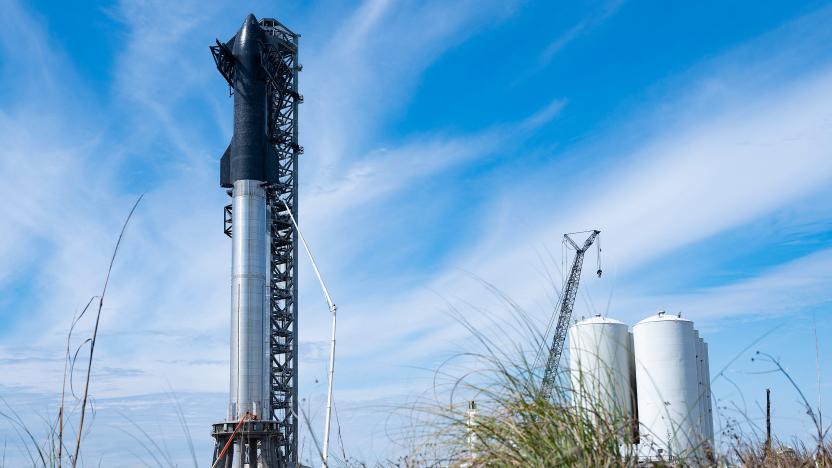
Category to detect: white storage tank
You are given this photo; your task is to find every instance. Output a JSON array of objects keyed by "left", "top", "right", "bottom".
[
  {"left": 694, "top": 332, "right": 706, "bottom": 445},
  {"left": 633, "top": 311, "right": 702, "bottom": 459},
  {"left": 702, "top": 341, "right": 714, "bottom": 447},
  {"left": 568, "top": 315, "right": 635, "bottom": 438},
  {"left": 628, "top": 331, "right": 639, "bottom": 442},
  {"left": 694, "top": 332, "right": 715, "bottom": 451}
]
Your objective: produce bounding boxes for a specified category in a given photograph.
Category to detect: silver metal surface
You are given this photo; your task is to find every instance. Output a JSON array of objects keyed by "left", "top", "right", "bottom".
[{"left": 229, "top": 179, "right": 270, "bottom": 420}]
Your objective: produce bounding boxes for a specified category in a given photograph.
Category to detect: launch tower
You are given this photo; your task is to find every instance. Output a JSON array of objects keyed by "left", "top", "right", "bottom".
[{"left": 209, "top": 14, "right": 302, "bottom": 467}]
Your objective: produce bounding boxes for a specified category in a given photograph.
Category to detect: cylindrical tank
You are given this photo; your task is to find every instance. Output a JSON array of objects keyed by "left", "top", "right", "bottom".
[
  {"left": 229, "top": 179, "right": 270, "bottom": 420},
  {"left": 633, "top": 311, "right": 701, "bottom": 459},
  {"left": 568, "top": 315, "right": 635, "bottom": 438},
  {"left": 702, "top": 341, "right": 714, "bottom": 446},
  {"left": 693, "top": 333, "right": 715, "bottom": 452},
  {"left": 694, "top": 332, "right": 706, "bottom": 445},
  {"left": 628, "top": 331, "right": 639, "bottom": 442}
]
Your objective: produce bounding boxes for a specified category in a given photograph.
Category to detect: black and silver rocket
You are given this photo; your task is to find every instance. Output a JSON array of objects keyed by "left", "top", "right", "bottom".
[
  {"left": 219, "top": 14, "right": 280, "bottom": 189},
  {"left": 210, "top": 14, "right": 301, "bottom": 467}
]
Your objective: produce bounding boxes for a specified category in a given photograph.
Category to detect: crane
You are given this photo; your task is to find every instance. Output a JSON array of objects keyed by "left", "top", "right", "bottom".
[{"left": 541, "top": 229, "right": 601, "bottom": 399}]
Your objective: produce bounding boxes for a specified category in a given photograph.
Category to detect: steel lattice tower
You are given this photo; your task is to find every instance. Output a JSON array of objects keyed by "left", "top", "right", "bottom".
[
  {"left": 209, "top": 15, "right": 302, "bottom": 467},
  {"left": 263, "top": 16, "right": 302, "bottom": 463}
]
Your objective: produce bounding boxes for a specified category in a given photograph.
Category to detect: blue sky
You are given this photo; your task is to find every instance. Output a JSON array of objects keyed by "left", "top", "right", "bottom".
[{"left": 1, "top": 0, "right": 831, "bottom": 465}]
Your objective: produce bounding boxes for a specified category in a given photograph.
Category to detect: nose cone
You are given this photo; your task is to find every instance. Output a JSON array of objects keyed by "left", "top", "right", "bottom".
[
  {"left": 236, "top": 13, "right": 265, "bottom": 54},
  {"left": 240, "top": 13, "right": 261, "bottom": 36}
]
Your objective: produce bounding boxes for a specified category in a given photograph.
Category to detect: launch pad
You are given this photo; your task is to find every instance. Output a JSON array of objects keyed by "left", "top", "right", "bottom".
[
  {"left": 212, "top": 419, "right": 285, "bottom": 467},
  {"left": 209, "top": 14, "right": 302, "bottom": 467}
]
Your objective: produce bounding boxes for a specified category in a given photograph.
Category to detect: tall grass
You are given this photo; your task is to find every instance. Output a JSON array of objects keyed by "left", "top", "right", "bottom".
[
  {"left": 384, "top": 289, "right": 638, "bottom": 467},
  {"left": 70, "top": 195, "right": 143, "bottom": 467},
  {"left": 0, "top": 196, "right": 142, "bottom": 468}
]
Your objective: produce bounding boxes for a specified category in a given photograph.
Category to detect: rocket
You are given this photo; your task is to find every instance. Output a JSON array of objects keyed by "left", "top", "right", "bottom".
[
  {"left": 214, "top": 14, "right": 277, "bottom": 422},
  {"left": 210, "top": 13, "right": 301, "bottom": 466}
]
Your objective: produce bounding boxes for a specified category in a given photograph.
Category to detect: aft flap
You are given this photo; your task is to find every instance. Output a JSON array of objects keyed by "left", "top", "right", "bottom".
[{"left": 220, "top": 143, "right": 232, "bottom": 188}]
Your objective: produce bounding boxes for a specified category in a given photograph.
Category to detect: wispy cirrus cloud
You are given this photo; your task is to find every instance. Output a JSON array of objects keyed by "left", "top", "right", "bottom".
[
  {"left": 340, "top": 56, "right": 832, "bottom": 357},
  {"left": 301, "top": 0, "right": 520, "bottom": 184},
  {"left": 611, "top": 246, "right": 832, "bottom": 325},
  {"left": 540, "top": 0, "right": 624, "bottom": 64}
]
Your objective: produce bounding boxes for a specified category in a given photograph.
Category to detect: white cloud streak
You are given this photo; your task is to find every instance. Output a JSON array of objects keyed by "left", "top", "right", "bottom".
[{"left": 540, "top": 0, "right": 624, "bottom": 63}]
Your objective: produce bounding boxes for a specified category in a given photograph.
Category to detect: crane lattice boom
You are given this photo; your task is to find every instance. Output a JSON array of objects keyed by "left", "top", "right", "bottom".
[{"left": 541, "top": 230, "right": 600, "bottom": 398}]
